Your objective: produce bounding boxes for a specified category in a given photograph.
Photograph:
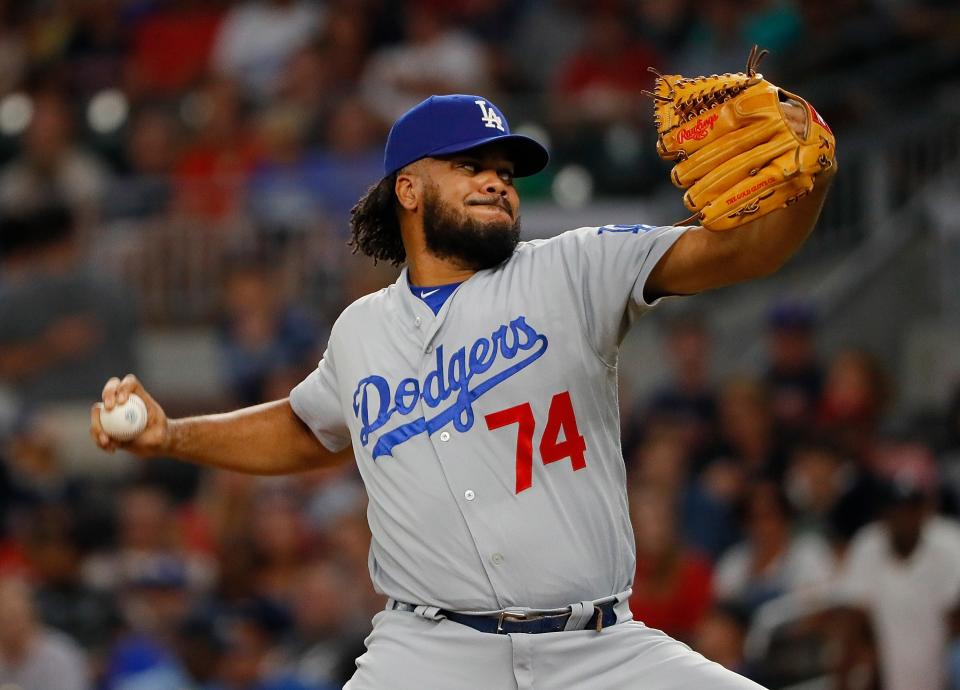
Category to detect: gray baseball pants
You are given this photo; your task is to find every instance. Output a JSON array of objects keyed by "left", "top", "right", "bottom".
[{"left": 344, "top": 608, "right": 766, "bottom": 689}]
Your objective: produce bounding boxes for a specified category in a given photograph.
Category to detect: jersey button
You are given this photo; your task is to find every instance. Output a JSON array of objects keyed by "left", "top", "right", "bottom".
[
  {"left": 439, "top": 431, "right": 451, "bottom": 442},
  {"left": 425, "top": 345, "right": 434, "bottom": 354},
  {"left": 464, "top": 490, "right": 475, "bottom": 501},
  {"left": 491, "top": 553, "right": 504, "bottom": 566},
  {"left": 414, "top": 316, "right": 422, "bottom": 328}
]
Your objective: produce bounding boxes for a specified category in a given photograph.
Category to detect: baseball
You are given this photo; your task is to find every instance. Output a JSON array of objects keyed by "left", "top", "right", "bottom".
[{"left": 99, "top": 393, "right": 148, "bottom": 441}]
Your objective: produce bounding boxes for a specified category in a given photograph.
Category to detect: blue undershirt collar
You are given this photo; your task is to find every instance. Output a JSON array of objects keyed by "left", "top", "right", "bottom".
[{"left": 409, "top": 281, "right": 463, "bottom": 315}]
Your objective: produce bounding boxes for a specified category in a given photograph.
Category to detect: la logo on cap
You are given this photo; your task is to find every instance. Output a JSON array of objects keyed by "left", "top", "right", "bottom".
[{"left": 475, "top": 100, "right": 504, "bottom": 132}]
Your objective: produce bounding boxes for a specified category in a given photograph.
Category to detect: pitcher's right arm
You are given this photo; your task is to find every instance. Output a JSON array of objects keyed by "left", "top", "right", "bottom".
[{"left": 90, "top": 374, "right": 352, "bottom": 475}]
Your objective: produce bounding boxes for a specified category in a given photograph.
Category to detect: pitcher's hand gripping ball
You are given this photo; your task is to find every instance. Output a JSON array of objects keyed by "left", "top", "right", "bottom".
[
  {"left": 98, "top": 393, "right": 148, "bottom": 441},
  {"left": 646, "top": 46, "right": 836, "bottom": 231}
]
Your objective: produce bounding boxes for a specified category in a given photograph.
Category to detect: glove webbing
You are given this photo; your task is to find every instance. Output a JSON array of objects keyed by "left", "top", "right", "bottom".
[{"left": 644, "top": 46, "right": 770, "bottom": 161}]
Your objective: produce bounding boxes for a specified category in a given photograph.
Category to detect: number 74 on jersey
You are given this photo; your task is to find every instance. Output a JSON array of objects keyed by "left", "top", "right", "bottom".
[{"left": 484, "top": 390, "right": 588, "bottom": 494}]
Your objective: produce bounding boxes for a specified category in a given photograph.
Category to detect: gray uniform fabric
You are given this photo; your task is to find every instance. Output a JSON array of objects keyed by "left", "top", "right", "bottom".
[
  {"left": 291, "top": 224, "right": 682, "bottom": 611},
  {"left": 347, "top": 610, "right": 764, "bottom": 690},
  {"left": 290, "top": 224, "right": 764, "bottom": 688}
]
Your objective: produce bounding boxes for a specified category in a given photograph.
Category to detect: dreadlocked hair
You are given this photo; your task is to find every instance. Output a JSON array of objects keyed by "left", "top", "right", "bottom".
[{"left": 348, "top": 172, "right": 406, "bottom": 266}]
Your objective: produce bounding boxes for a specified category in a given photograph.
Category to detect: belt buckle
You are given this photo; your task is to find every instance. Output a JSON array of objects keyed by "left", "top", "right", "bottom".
[{"left": 496, "top": 608, "right": 535, "bottom": 634}]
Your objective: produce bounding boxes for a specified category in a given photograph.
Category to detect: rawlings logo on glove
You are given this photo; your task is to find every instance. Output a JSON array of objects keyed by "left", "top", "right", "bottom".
[
  {"left": 676, "top": 114, "right": 719, "bottom": 144},
  {"left": 645, "top": 46, "right": 836, "bottom": 231}
]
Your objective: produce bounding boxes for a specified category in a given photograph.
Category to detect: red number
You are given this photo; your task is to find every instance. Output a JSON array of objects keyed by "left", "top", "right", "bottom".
[
  {"left": 540, "top": 391, "right": 587, "bottom": 472},
  {"left": 485, "top": 391, "right": 587, "bottom": 494},
  {"left": 484, "top": 403, "right": 535, "bottom": 493}
]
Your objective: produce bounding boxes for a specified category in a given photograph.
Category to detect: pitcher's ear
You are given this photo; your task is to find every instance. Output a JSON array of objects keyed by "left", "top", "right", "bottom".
[{"left": 395, "top": 165, "right": 423, "bottom": 212}]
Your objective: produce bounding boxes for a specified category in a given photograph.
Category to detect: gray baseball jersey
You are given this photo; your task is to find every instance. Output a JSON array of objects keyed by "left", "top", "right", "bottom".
[{"left": 290, "top": 223, "right": 688, "bottom": 612}]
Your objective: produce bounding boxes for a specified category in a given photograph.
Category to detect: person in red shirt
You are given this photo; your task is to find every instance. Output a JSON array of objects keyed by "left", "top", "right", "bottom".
[
  {"left": 554, "top": 9, "right": 660, "bottom": 125},
  {"left": 129, "top": 1, "right": 225, "bottom": 96},
  {"left": 172, "top": 77, "right": 260, "bottom": 221},
  {"left": 630, "top": 485, "right": 713, "bottom": 642}
]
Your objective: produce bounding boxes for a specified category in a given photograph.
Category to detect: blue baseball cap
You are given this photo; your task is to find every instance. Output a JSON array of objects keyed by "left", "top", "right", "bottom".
[{"left": 383, "top": 94, "right": 549, "bottom": 177}]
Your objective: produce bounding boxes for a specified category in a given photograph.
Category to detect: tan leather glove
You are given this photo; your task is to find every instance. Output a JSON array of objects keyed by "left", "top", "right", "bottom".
[{"left": 648, "top": 46, "right": 836, "bottom": 231}]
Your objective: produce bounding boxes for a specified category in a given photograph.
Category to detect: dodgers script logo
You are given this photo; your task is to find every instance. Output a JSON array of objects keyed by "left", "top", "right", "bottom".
[{"left": 352, "top": 316, "right": 548, "bottom": 459}]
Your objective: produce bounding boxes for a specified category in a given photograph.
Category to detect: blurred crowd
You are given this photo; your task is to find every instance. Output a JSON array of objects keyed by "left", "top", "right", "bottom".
[
  {"left": 0, "top": 0, "right": 956, "bottom": 228},
  {"left": 2, "top": 1, "right": 960, "bottom": 689},
  {"left": 622, "top": 309, "right": 960, "bottom": 689}
]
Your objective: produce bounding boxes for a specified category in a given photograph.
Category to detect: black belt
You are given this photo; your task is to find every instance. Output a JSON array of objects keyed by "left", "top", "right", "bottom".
[{"left": 390, "top": 599, "right": 619, "bottom": 634}]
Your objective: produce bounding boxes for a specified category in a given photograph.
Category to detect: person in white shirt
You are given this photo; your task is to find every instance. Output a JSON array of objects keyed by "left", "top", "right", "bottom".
[
  {"left": 714, "top": 481, "right": 836, "bottom": 613},
  {"left": 211, "top": 0, "right": 325, "bottom": 101},
  {"left": 835, "top": 477, "right": 960, "bottom": 690},
  {"left": 0, "top": 575, "right": 90, "bottom": 690}
]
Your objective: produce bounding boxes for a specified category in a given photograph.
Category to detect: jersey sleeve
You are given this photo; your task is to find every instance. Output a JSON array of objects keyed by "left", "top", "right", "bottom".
[
  {"left": 289, "top": 346, "right": 351, "bottom": 453},
  {"left": 553, "top": 224, "right": 691, "bottom": 361}
]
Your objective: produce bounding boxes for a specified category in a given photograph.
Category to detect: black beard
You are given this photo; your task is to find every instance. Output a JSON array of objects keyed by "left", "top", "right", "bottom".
[{"left": 421, "top": 186, "right": 521, "bottom": 271}]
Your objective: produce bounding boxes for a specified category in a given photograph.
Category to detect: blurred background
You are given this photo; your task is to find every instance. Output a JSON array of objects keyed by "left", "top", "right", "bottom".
[{"left": 0, "top": 0, "right": 958, "bottom": 689}]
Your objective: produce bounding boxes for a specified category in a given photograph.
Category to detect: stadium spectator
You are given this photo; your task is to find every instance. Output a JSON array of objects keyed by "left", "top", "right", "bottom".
[
  {"left": 739, "top": 0, "right": 805, "bottom": 56},
  {"left": 278, "top": 560, "right": 368, "bottom": 689},
  {"left": 24, "top": 509, "right": 119, "bottom": 656},
  {"left": 211, "top": 0, "right": 326, "bottom": 102},
  {"left": 940, "top": 385, "right": 960, "bottom": 507},
  {"left": 0, "top": 92, "right": 110, "bottom": 221},
  {"left": 360, "top": 3, "right": 491, "bottom": 123},
  {"left": 0, "top": 0, "right": 27, "bottom": 93},
  {"left": 128, "top": 0, "right": 225, "bottom": 97},
  {"left": 172, "top": 614, "right": 226, "bottom": 690},
  {"left": 631, "top": 0, "right": 694, "bottom": 65},
  {"left": 312, "top": 6, "right": 373, "bottom": 97},
  {"left": 672, "top": 0, "right": 748, "bottom": 76},
  {"left": 834, "top": 475, "right": 960, "bottom": 690},
  {"left": 675, "top": 0, "right": 803, "bottom": 76},
  {"left": 105, "top": 107, "right": 179, "bottom": 220},
  {"left": 628, "top": 426, "right": 740, "bottom": 561},
  {"left": 0, "top": 575, "right": 90, "bottom": 690},
  {"left": 711, "top": 378, "right": 789, "bottom": 481},
  {"left": 61, "top": 0, "right": 129, "bottom": 99},
  {"left": 173, "top": 77, "right": 259, "bottom": 220},
  {"left": 216, "top": 598, "right": 324, "bottom": 690},
  {"left": 307, "top": 96, "right": 384, "bottom": 228},
  {"left": 692, "top": 603, "right": 758, "bottom": 681},
  {"left": 877, "top": 0, "right": 960, "bottom": 45},
  {"left": 626, "top": 314, "right": 717, "bottom": 466},
  {"left": 100, "top": 558, "right": 196, "bottom": 690},
  {"left": 219, "top": 259, "right": 322, "bottom": 407},
  {"left": 818, "top": 348, "right": 890, "bottom": 464},
  {"left": 510, "top": 0, "right": 586, "bottom": 88},
  {"left": 247, "top": 104, "right": 327, "bottom": 236},
  {"left": 274, "top": 43, "right": 332, "bottom": 140},
  {"left": 273, "top": 8, "right": 372, "bottom": 145},
  {"left": 323, "top": 508, "right": 384, "bottom": 621},
  {"left": 714, "top": 481, "right": 836, "bottom": 614},
  {"left": 243, "top": 485, "right": 312, "bottom": 607},
  {"left": 547, "top": 7, "right": 662, "bottom": 193},
  {"left": 784, "top": 437, "right": 882, "bottom": 547},
  {"left": 0, "top": 203, "right": 137, "bottom": 405},
  {"left": 0, "top": 413, "right": 85, "bottom": 551},
  {"left": 764, "top": 300, "right": 824, "bottom": 438},
  {"left": 629, "top": 485, "right": 713, "bottom": 642},
  {"left": 553, "top": 8, "right": 659, "bottom": 126},
  {"left": 176, "top": 469, "right": 257, "bottom": 569},
  {"left": 81, "top": 481, "right": 215, "bottom": 596}
]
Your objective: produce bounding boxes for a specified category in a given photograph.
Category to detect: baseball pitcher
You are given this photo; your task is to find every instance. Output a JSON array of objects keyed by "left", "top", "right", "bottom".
[{"left": 92, "top": 52, "right": 836, "bottom": 689}]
